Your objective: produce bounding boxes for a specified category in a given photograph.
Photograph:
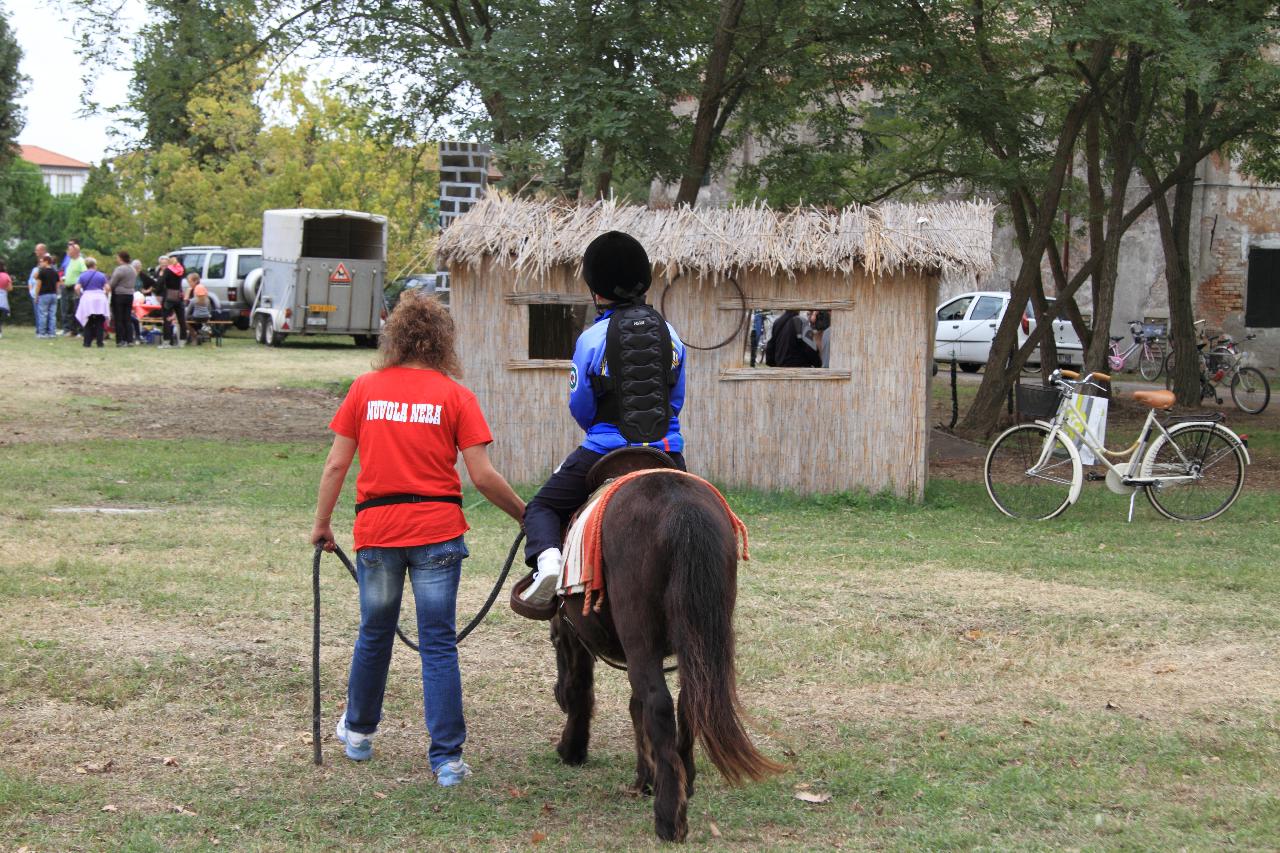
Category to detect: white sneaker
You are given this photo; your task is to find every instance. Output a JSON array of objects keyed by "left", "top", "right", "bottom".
[
  {"left": 335, "top": 714, "right": 372, "bottom": 761},
  {"left": 435, "top": 758, "right": 472, "bottom": 787},
  {"left": 520, "top": 548, "right": 562, "bottom": 606}
]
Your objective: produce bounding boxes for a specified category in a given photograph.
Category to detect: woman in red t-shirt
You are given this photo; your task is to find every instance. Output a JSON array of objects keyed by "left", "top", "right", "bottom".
[{"left": 311, "top": 293, "right": 525, "bottom": 785}]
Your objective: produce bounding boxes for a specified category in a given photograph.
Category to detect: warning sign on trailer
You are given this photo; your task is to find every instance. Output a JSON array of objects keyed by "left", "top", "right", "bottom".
[{"left": 329, "top": 263, "right": 352, "bottom": 284}]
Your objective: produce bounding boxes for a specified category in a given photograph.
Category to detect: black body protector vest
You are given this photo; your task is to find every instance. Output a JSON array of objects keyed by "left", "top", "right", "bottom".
[{"left": 590, "top": 303, "right": 677, "bottom": 444}]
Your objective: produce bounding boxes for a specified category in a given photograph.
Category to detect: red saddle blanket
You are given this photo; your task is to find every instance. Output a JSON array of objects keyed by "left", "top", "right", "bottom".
[{"left": 566, "top": 469, "right": 750, "bottom": 616}]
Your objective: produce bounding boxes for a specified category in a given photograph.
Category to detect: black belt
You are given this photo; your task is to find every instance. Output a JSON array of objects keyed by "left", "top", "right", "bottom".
[{"left": 355, "top": 493, "right": 463, "bottom": 513}]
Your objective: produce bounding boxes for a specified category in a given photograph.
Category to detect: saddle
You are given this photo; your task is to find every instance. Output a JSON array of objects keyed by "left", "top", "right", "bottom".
[{"left": 509, "top": 447, "right": 679, "bottom": 622}]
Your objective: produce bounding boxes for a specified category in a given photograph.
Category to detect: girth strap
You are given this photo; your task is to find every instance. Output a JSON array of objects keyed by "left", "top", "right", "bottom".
[{"left": 355, "top": 493, "right": 462, "bottom": 513}]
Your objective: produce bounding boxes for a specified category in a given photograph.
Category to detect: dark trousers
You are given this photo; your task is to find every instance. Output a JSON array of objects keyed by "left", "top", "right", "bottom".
[
  {"left": 523, "top": 446, "right": 686, "bottom": 567},
  {"left": 111, "top": 293, "right": 135, "bottom": 345},
  {"left": 82, "top": 314, "right": 105, "bottom": 347},
  {"left": 60, "top": 289, "right": 81, "bottom": 334},
  {"left": 163, "top": 298, "right": 187, "bottom": 344}
]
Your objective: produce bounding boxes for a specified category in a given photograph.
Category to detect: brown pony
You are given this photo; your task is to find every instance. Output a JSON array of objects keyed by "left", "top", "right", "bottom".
[{"left": 544, "top": 462, "right": 784, "bottom": 841}]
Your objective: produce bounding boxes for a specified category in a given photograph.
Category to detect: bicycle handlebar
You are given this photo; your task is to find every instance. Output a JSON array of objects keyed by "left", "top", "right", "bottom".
[{"left": 1049, "top": 368, "right": 1109, "bottom": 395}]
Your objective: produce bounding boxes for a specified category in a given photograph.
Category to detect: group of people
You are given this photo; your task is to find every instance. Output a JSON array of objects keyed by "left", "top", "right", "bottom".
[
  {"left": 311, "top": 231, "right": 686, "bottom": 787},
  {"left": 3, "top": 241, "right": 222, "bottom": 348}
]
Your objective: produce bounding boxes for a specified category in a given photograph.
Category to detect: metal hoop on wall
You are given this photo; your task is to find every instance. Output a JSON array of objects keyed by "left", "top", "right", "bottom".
[{"left": 658, "top": 272, "right": 748, "bottom": 351}]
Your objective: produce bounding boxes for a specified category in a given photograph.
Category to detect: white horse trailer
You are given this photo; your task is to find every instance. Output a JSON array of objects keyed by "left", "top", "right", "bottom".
[{"left": 253, "top": 209, "right": 388, "bottom": 347}]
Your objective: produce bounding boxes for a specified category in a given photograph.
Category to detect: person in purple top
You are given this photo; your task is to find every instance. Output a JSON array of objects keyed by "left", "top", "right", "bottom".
[{"left": 75, "top": 258, "right": 110, "bottom": 348}]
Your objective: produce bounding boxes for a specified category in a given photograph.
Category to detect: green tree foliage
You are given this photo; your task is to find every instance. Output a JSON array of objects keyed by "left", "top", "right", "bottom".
[
  {"left": 0, "top": 4, "right": 23, "bottom": 163},
  {"left": 82, "top": 73, "right": 439, "bottom": 273},
  {"left": 266, "top": 0, "right": 836, "bottom": 204},
  {"left": 0, "top": 2, "right": 28, "bottom": 240},
  {"left": 126, "top": 0, "right": 262, "bottom": 155},
  {"left": 0, "top": 160, "right": 99, "bottom": 325}
]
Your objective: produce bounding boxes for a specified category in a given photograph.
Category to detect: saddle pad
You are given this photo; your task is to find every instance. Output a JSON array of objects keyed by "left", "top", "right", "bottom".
[{"left": 558, "top": 494, "right": 605, "bottom": 596}]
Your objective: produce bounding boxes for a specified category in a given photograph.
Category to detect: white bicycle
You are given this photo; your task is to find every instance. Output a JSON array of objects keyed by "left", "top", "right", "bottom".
[{"left": 985, "top": 369, "right": 1250, "bottom": 521}]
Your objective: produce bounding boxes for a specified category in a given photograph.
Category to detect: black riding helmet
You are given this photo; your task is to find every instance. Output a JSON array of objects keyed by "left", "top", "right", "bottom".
[{"left": 582, "top": 231, "right": 651, "bottom": 303}]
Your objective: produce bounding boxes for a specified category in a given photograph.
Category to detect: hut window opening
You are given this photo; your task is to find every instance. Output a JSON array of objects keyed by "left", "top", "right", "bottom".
[
  {"left": 735, "top": 307, "right": 849, "bottom": 376},
  {"left": 528, "top": 303, "right": 591, "bottom": 359}
]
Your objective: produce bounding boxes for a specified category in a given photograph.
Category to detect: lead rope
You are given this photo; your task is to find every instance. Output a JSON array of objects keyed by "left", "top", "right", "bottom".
[{"left": 311, "top": 531, "right": 524, "bottom": 765}]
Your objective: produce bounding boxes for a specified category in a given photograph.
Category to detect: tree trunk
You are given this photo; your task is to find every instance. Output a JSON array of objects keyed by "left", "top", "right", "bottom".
[
  {"left": 1141, "top": 94, "right": 1205, "bottom": 406},
  {"left": 594, "top": 142, "right": 617, "bottom": 199},
  {"left": 1009, "top": 190, "right": 1060, "bottom": 375},
  {"left": 957, "top": 58, "right": 1104, "bottom": 437},
  {"left": 1084, "top": 109, "right": 1106, "bottom": 325},
  {"left": 674, "top": 0, "right": 746, "bottom": 207},
  {"left": 559, "top": 137, "right": 587, "bottom": 200},
  {"left": 1166, "top": 172, "right": 1201, "bottom": 405},
  {"left": 1083, "top": 46, "right": 1143, "bottom": 373}
]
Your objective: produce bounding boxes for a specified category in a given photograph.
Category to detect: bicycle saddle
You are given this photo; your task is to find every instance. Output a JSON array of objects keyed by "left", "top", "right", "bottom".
[
  {"left": 1132, "top": 390, "right": 1175, "bottom": 409},
  {"left": 1110, "top": 336, "right": 1124, "bottom": 342}
]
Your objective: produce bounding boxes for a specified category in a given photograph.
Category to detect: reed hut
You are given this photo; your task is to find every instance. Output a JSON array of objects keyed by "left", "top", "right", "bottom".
[{"left": 437, "top": 196, "right": 993, "bottom": 498}]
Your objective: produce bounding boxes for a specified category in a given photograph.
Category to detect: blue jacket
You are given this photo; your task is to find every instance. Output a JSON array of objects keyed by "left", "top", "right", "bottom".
[{"left": 568, "top": 308, "right": 686, "bottom": 454}]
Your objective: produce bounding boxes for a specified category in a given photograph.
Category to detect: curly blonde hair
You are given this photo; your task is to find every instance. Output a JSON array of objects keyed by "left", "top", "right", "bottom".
[{"left": 377, "top": 291, "right": 463, "bottom": 376}]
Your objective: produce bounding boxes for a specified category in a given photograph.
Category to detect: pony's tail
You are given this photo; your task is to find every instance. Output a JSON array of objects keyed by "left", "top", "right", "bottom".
[{"left": 663, "top": 492, "right": 785, "bottom": 786}]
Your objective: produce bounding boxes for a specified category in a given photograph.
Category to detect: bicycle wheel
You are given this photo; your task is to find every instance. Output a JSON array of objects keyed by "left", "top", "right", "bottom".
[
  {"left": 1162, "top": 351, "right": 1176, "bottom": 389},
  {"left": 984, "top": 423, "right": 1079, "bottom": 519},
  {"left": 1229, "top": 367, "right": 1270, "bottom": 414},
  {"left": 1138, "top": 345, "right": 1162, "bottom": 381},
  {"left": 1141, "top": 424, "right": 1246, "bottom": 521}
]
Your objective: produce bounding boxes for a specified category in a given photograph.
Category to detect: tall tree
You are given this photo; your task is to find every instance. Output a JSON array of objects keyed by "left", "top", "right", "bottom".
[
  {"left": 0, "top": 3, "right": 28, "bottom": 223},
  {"left": 123, "top": 0, "right": 262, "bottom": 154},
  {"left": 1136, "top": 0, "right": 1280, "bottom": 405}
]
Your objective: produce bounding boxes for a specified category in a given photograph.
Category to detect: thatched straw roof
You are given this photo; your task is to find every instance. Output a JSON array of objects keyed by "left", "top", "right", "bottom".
[{"left": 437, "top": 195, "right": 994, "bottom": 280}]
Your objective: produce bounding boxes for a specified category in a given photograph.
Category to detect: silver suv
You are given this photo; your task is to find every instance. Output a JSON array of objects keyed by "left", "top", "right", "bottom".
[{"left": 166, "top": 246, "right": 264, "bottom": 330}]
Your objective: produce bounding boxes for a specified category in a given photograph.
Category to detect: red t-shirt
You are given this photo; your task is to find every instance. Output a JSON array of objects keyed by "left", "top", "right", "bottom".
[{"left": 329, "top": 366, "right": 493, "bottom": 550}]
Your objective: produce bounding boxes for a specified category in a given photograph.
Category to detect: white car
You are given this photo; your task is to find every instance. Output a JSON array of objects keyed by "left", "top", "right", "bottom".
[
  {"left": 934, "top": 291, "right": 1011, "bottom": 372},
  {"left": 934, "top": 291, "right": 1083, "bottom": 372}
]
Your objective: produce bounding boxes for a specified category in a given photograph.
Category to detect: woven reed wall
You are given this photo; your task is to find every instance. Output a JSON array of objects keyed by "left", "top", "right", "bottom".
[{"left": 451, "top": 257, "right": 937, "bottom": 498}]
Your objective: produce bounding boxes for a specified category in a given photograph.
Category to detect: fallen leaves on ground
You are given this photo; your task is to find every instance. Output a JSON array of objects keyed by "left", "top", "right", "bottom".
[
  {"left": 531, "top": 831, "right": 547, "bottom": 843},
  {"left": 100, "top": 804, "right": 118, "bottom": 813},
  {"left": 709, "top": 820, "right": 722, "bottom": 838},
  {"left": 77, "top": 760, "right": 113, "bottom": 774},
  {"left": 171, "top": 804, "right": 198, "bottom": 816},
  {"left": 794, "top": 791, "right": 832, "bottom": 804}
]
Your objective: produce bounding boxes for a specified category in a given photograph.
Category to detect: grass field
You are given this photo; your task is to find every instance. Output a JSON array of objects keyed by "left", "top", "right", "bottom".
[{"left": 1, "top": 332, "right": 1278, "bottom": 850}]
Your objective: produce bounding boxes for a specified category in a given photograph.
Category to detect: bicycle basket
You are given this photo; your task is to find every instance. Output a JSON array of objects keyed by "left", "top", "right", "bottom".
[{"left": 1015, "top": 383, "right": 1063, "bottom": 420}]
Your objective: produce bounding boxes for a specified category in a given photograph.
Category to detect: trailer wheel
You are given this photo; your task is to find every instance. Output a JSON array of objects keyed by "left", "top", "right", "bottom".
[
  {"left": 254, "top": 315, "right": 267, "bottom": 345},
  {"left": 264, "top": 319, "right": 286, "bottom": 347}
]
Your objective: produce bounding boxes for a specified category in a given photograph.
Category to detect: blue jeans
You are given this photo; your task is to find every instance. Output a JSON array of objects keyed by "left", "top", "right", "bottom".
[
  {"left": 36, "top": 293, "right": 58, "bottom": 336},
  {"left": 345, "top": 536, "right": 469, "bottom": 770}
]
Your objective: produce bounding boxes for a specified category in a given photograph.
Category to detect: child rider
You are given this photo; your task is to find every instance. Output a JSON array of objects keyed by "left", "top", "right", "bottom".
[{"left": 519, "top": 231, "right": 687, "bottom": 606}]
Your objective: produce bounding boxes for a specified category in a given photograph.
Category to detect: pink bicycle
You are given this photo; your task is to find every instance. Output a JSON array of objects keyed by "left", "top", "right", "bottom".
[{"left": 1107, "top": 321, "right": 1165, "bottom": 381}]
